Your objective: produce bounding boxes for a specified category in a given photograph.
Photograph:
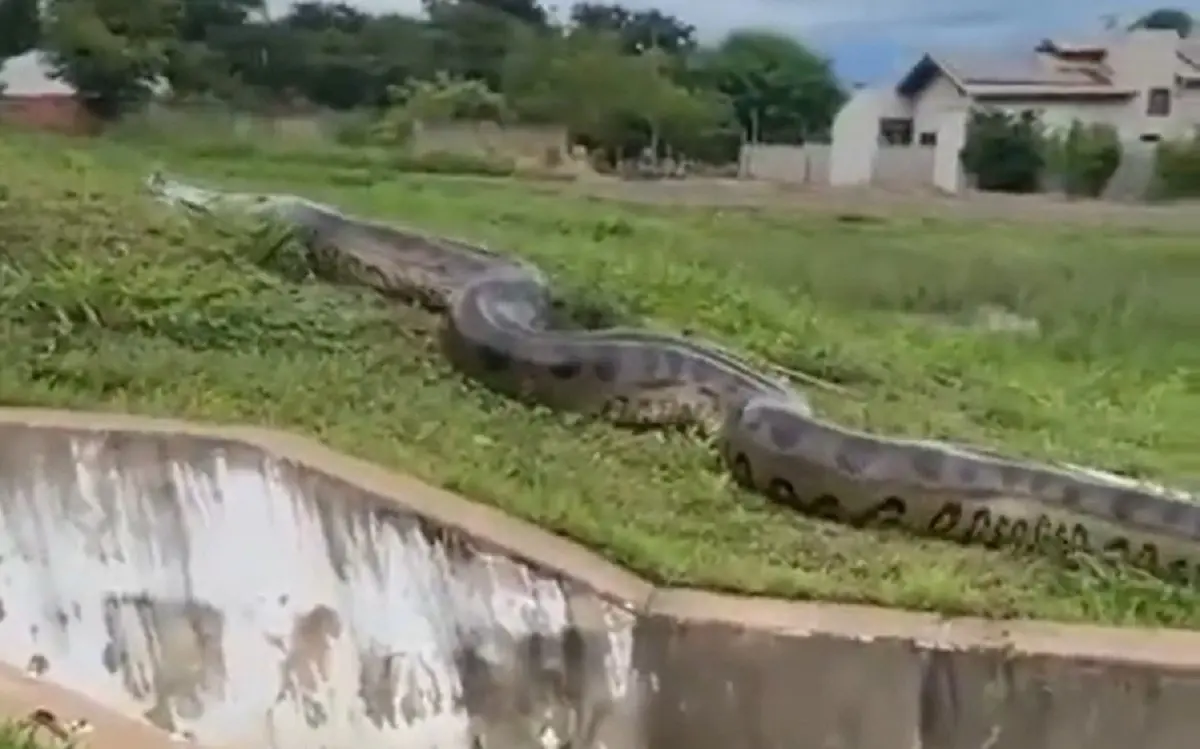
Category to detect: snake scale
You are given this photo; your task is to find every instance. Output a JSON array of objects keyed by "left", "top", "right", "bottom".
[{"left": 148, "top": 173, "right": 1200, "bottom": 583}]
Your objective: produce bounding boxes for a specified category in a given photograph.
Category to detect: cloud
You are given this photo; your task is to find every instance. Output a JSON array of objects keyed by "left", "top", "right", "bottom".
[{"left": 265, "top": 0, "right": 1200, "bottom": 82}]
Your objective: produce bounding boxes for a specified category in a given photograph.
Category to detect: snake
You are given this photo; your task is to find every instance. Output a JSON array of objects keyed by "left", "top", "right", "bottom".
[{"left": 145, "top": 172, "right": 1200, "bottom": 583}]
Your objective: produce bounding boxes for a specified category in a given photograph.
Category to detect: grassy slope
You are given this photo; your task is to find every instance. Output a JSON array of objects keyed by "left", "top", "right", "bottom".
[{"left": 4, "top": 135, "right": 1200, "bottom": 627}]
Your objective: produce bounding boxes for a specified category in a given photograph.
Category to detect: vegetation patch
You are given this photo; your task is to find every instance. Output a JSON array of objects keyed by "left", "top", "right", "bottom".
[{"left": 3, "top": 135, "right": 1200, "bottom": 627}]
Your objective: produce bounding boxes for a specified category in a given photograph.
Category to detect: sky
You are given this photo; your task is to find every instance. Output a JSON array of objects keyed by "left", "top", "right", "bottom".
[{"left": 266, "top": 0, "right": 1200, "bottom": 84}]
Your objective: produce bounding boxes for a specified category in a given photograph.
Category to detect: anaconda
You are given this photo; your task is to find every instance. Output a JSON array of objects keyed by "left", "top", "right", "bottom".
[{"left": 147, "top": 173, "right": 1200, "bottom": 584}]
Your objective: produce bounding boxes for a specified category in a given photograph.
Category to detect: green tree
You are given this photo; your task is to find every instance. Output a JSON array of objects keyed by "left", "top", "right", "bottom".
[
  {"left": 569, "top": 3, "right": 695, "bottom": 55},
  {"left": 42, "top": 0, "right": 177, "bottom": 118},
  {"left": 696, "top": 30, "right": 845, "bottom": 143},
  {"left": 0, "top": 0, "right": 42, "bottom": 58},
  {"left": 960, "top": 108, "right": 1045, "bottom": 193},
  {"left": 473, "top": 0, "right": 547, "bottom": 28},
  {"left": 426, "top": 0, "right": 530, "bottom": 89},
  {"left": 163, "top": 0, "right": 264, "bottom": 95},
  {"left": 503, "top": 28, "right": 726, "bottom": 159},
  {"left": 1130, "top": 7, "right": 1193, "bottom": 36}
]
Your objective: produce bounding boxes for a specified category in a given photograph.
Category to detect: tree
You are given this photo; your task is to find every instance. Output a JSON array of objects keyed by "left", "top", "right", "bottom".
[
  {"left": 29, "top": 0, "right": 848, "bottom": 160},
  {"left": 426, "top": 0, "right": 525, "bottom": 89},
  {"left": 284, "top": 1, "right": 367, "bottom": 33},
  {"left": 569, "top": 2, "right": 694, "bottom": 55},
  {"left": 473, "top": 0, "right": 547, "bottom": 29},
  {"left": 164, "top": 0, "right": 264, "bottom": 95},
  {"left": 42, "top": 0, "right": 177, "bottom": 118},
  {"left": 503, "top": 29, "right": 635, "bottom": 134},
  {"left": 0, "top": 0, "right": 42, "bottom": 58},
  {"left": 696, "top": 30, "right": 845, "bottom": 144},
  {"left": 503, "top": 29, "right": 725, "bottom": 160},
  {"left": 960, "top": 108, "right": 1045, "bottom": 193},
  {"left": 1130, "top": 7, "right": 1193, "bottom": 36}
]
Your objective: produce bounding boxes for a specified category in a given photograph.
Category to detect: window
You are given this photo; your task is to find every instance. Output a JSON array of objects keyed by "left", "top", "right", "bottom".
[
  {"left": 918, "top": 131, "right": 938, "bottom": 146},
  {"left": 1140, "top": 133, "right": 1162, "bottom": 143},
  {"left": 878, "top": 117, "right": 913, "bottom": 145},
  {"left": 1147, "top": 88, "right": 1171, "bottom": 117}
]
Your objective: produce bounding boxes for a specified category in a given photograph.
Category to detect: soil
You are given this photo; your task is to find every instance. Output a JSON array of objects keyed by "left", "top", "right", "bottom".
[{"left": 537, "top": 176, "right": 1200, "bottom": 229}]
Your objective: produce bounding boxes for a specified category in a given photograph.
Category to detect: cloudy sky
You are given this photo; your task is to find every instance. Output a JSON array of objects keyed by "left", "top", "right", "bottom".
[{"left": 267, "top": 0, "right": 1200, "bottom": 83}]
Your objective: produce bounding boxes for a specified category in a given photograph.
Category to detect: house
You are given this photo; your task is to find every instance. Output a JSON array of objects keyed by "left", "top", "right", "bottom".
[
  {"left": 828, "top": 28, "right": 1200, "bottom": 187},
  {"left": 0, "top": 50, "right": 172, "bottom": 135},
  {"left": 0, "top": 51, "right": 92, "bottom": 134}
]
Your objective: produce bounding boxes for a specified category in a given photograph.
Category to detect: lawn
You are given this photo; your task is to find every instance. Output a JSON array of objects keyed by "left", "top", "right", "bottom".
[{"left": 3, "top": 132, "right": 1199, "bottom": 627}]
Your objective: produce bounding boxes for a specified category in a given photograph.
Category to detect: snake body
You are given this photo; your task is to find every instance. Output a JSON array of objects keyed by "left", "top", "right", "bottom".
[{"left": 148, "top": 174, "right": 1200, "bottom": 582}]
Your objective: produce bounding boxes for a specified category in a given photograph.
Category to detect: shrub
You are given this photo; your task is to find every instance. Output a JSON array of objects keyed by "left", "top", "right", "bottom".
[
  {"left": 1152, "top": 134, "right": 1200, "bottom": 198},
  {"left": 959, "top": 108, "right": 1045, "bottom": 193},
  {"left": 1057, "top": 121, "right": 1122, "bottom": 198}
]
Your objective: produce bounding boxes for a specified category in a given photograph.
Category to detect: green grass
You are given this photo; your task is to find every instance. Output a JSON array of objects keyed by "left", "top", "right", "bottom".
[
  {"left": 3, "top": 133, "right": 1200, "bottom": 628},
  {"left": 0, "top": 714, "right": 79, "bottom": 749}
]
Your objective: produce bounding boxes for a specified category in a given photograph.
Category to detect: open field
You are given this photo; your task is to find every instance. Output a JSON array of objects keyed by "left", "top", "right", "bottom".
[{"left": 3, "top": 133, "right": 1199, "bottom": 627}]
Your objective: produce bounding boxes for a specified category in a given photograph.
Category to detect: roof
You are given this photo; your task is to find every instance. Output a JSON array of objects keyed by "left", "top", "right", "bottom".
[
  {"left": 1177, "top": 39, "right": 1200, "bottom": 78},
  {"left": 0, "top": 51, "right": 74, "bottom": 97},
  {"left": 896, "top": 50, "right": 1133, "bottom": 99}
]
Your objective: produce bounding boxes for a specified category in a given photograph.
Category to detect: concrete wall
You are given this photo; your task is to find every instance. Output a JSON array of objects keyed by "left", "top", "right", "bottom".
[
  {"left": 2, "top": 410, "right": 1200, "bottom": 749},
  {"left": 0, "top": 412, "right": 640, "bottom": 749},
  {"left": 0, "top": 95, "right": 95, "bottom": 135},
  {"left": 411, "top": 121, "right": 568, "bottom": 162},
  {"left": 738, "top": 144, "right": 830, "bottom": 185},
  {"left": 874, "top": 144, "right": 936, "bottom": 188},
  {"left": 741, "top": 141, "right": 936, "bottom": 189},
  {"left": 744, "top": 123, "right": 1159, "bottom": 199}
]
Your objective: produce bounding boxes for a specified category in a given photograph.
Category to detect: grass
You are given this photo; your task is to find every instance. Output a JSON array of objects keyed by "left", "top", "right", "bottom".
[
  {"left": 3, "top": 132, "right": 1200, "bottom": 628},
  {"left": 0, "top": 713, "right": 83, "bottom": 749},
  {"left": 0, "top": 724, "right": 52, "bottom": 749}
]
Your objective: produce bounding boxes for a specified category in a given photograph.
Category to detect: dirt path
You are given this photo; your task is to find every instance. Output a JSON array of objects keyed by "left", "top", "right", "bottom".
[
  {"left": 536, "top": 177, "right": 1200, "bottom": 230},
  {"left": 0, "top": 662, "right": 187, "bottom": 749}
]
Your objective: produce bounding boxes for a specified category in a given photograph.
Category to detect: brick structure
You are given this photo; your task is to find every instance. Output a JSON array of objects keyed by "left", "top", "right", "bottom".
[{"left": 0, "top": 51, "right": 95, "bottom": 134}]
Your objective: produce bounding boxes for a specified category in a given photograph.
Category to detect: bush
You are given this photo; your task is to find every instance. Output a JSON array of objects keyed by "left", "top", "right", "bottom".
[
  {"left": 1152, "top": 135, "right": 1200, "bottom": 198},
  {"left": 959, "top": 108, "right": 1045, "bottom": 193},
  {"left": 1054, "top": 121, "right": 1122, "bottom": 198}
]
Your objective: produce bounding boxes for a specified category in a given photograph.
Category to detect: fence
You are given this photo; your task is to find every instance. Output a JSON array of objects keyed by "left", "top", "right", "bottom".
[
  {"left": 739, "top": 137, "right": 1160, "bottom": 200},
  {"left": 872, "top": 146, "right": 936, "bottom": 189},
  {"left": 122, "top": 102, "right": 352, "bottom": 144},
  {"left": 739, "top": 142, "right": 934, "bottom": 189},
  {"left": 410, "top": 121, "right": 568, "bottom": 163},
  {"left": 738, "top": 144, "right": 830, "bottom": 184}
]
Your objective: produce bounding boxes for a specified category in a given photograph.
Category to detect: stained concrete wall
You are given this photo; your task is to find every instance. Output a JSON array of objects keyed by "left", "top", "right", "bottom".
[
  {"left": 0, "top": 412, "right": 643, "bottom": 749},
  {"left": 1, "top": 410, "right": 1199, "bottom": 749}
]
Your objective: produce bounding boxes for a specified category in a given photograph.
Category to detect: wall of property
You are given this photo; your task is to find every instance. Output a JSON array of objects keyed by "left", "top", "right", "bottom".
[
  {"left": 409, "top": 121, "right": 568, "bottom": 162},
  {"left": 738, "top": 143, "right": 830, "bottom": 184},
  {"left": 739, "top": 136, "right": 1158, "bottom": 199},
  {"left": 740, "top": 142, "right": 935, "bottom": 189},
  {"left": 0, "top": 95, "right": 95, "bottom": 135}
]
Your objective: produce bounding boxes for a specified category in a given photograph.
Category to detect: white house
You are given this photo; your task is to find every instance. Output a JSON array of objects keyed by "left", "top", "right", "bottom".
[{"left": 829, "top": 28, "right": 1200, "bottom": 187}]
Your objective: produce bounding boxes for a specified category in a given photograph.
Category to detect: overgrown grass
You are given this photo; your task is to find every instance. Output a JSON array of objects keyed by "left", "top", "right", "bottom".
[
  {"left": 3, "top": 134, "right": 1200, "bottom": 628},
  {"left": 0, "top": 716, "right": 69, "bottom": 749}
]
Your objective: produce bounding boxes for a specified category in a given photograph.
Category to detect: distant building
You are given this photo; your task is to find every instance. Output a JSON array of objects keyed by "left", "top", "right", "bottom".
[
  {"left": 0, "top": 50, "right": 171, "bottom": 134},
  {"left": 0, "top": 50, "right": 91, "bottom": 133},
  {"left": 827, "top": 28, "right": 1200, "bottom": 188},
  {"left": 837, "top": 28, "right": 1200, "bottom": 151}
]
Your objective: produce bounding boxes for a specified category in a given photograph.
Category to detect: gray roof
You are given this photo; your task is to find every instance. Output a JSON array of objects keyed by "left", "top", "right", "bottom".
[
  {"left": 0, "top": 51, "right": 74, "bottom": 97},
  {"left": 937, "top": 50, "right": 1110, "bottom": 86},
  {"left": 1177, "top": 39, "right": 1200, "bottom": 72},
  {"left": 896, "top": 49, "right": 1120, "bottom": 99}
]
